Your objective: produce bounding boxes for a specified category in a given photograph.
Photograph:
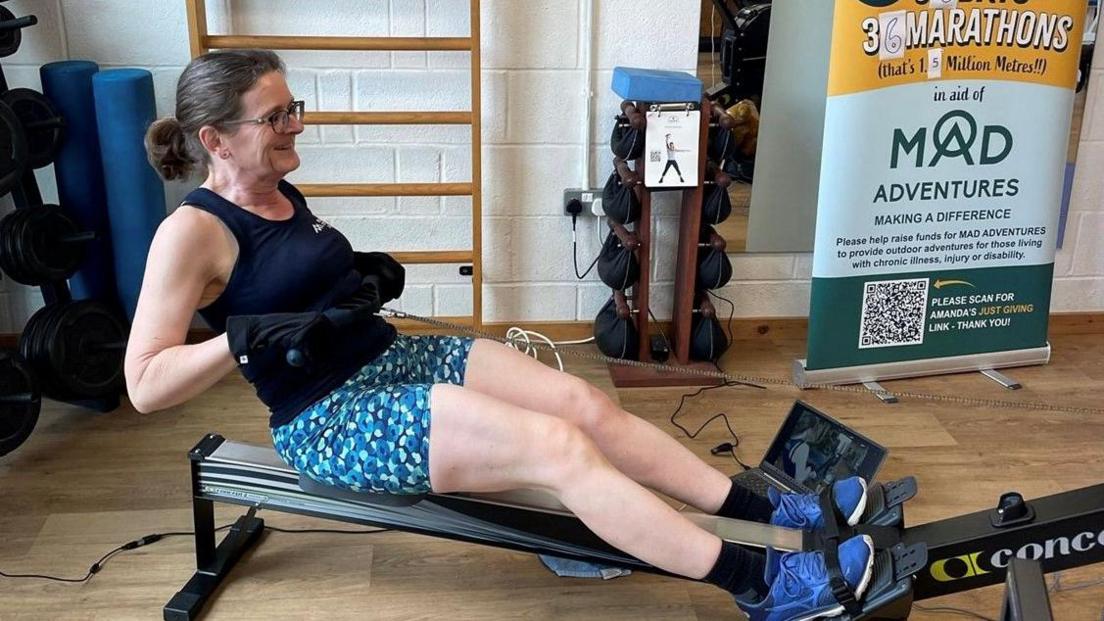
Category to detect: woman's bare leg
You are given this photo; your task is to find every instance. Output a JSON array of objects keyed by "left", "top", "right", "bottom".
[
  {"left": 462, "top": 339, "right": 733, "bottom": 514},
  {"left": 428, "top": 383, "right": 722, "bottom": 579}
]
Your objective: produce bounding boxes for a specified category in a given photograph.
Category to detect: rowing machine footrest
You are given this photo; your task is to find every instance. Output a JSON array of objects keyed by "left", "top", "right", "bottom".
[
  {"left": 823, "top": 543, "right": 926, "bottom": 621},
  {"left": 298, "top": 476, "right": 428, "bottom": 507},
  {"left": 860, "top": 477, "right": 918, "bottom": 528},
  {"left": 883, "top": 477, "right": 917, "bottom": 508}
]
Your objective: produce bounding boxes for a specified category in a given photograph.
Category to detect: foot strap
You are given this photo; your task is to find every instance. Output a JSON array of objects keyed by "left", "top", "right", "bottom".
[
  {"left": 818, "top": 491, "right": 864, "bottom": 616},
  {"left": 823, "top": 542, "right": 864, "bottom": 616}
]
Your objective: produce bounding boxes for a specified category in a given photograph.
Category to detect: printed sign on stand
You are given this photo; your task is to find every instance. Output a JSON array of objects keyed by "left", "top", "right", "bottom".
[
  {"left": 644, "top": 104, "right": 700, "bottom": 189},
  {"left": 797, "top": 0, "right": 1088, "bottom": 385}
]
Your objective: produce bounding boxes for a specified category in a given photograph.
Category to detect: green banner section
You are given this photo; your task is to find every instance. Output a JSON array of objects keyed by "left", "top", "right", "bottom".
[{"left": 806, "top": 264, "right": 1053, "bottom": 370}]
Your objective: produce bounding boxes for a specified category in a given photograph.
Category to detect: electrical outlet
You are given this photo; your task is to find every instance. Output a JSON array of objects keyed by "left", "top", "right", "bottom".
[{"left": 563, "top": 188, "right": 606, "bottom": 216}]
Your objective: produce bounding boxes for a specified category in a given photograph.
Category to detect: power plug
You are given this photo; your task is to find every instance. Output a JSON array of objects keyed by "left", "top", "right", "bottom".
[{"left": 563, "top": 189, "right": 607, "bottom": 217}]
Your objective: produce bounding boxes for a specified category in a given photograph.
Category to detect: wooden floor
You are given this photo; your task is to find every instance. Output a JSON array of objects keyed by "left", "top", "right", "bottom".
[{"left": 3, "top": 331, "right": 1104, "bottom": 620}]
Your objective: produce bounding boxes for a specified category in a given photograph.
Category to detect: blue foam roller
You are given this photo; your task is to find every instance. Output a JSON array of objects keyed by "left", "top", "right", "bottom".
[
  {"left": 40, "top": 60, "right": 118, "bottom": 306},
  {"left": 92, "top": 69, "right": 166, "bottom": 322},
  {"left": 611, "top": 67, "right": 702, "bottom": 103}
]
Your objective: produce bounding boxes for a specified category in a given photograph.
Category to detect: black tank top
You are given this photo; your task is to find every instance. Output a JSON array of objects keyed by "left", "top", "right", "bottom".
[{"left": 185, "top": 180, "right": 397, "bottom": 427}]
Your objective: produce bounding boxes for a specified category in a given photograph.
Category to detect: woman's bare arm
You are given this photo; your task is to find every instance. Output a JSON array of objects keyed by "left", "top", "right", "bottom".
[{"left": 124, "top": 208, "right": 238, "bottom": 413}]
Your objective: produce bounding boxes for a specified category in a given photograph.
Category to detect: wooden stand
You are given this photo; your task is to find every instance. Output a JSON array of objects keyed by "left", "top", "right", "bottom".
[{"left": 607, "top": 96, "right": 726, "bottom": 388}]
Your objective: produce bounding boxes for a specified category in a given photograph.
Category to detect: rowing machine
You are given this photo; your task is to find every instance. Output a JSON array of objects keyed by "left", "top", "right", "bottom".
[{"left": 164, "top": 434, "right": 922, "bottom": 620}]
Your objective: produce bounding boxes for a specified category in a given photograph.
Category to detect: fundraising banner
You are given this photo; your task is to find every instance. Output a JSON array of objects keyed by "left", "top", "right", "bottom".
[{"left": 805, "top": 0, "right": 1087, "bottom": 373}]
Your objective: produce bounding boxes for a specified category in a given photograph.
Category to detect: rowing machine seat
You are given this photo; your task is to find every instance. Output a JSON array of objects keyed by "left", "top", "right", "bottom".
[{"left": 297, "top": 476, "right": 427, "bottom": 507}]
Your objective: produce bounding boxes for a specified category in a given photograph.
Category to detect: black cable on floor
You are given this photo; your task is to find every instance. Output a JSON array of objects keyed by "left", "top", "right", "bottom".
[
  {"left": 668, "top": 381, "right": 756, "bottom": 472},
  {"left": 0, "top": 522, "right": 389, "bottom": 584},
  {"left": 912, "top": 605, "right": 996, "bottom": 621}
]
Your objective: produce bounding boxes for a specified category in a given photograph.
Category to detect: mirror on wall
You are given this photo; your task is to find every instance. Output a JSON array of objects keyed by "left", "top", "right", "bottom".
[{"left": 698, "top": 0, "right": 772, "bottom": 252}]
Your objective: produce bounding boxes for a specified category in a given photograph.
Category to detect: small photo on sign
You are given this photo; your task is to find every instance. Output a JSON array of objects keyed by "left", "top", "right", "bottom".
[{"left": 644, "top": 107, "right": 700, "bottom": 189}]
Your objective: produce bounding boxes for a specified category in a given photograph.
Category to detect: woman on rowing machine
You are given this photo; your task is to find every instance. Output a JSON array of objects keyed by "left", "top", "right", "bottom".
[{"left": 126, "top": 49, "right": 874, "bottom": 621}]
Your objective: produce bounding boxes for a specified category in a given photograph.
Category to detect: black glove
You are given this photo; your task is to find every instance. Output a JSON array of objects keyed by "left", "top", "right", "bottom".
[
  {"left": 353, "top": 251, "right": 405, "bottom": 303},
  {"left": 337, "top": 274, "right": 384, "bottom": 315},
  {"left": 226, "top": 304, "right": 376, "bottom": 373}
]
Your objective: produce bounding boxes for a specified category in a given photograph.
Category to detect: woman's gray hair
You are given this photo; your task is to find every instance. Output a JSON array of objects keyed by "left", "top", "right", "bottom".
[{"left": 145, "top": 49, "right": 285, "bottom": 180}]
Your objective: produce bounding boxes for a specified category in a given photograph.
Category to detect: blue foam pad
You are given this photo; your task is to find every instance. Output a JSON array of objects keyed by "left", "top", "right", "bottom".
[
  {"left": 92, "top": 68, "right": 166, "bottom": 322},
  {"left": 40, "top": 60, "right": 118, "bottom": 306},
  {"left": 611, "top": 67, "right": 702, "bottom": 103}
]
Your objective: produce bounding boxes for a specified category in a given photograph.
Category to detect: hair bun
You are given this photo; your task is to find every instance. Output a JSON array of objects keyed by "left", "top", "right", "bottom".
[{"left": 145, "top": 116, "right": 195, "bottom": 181}]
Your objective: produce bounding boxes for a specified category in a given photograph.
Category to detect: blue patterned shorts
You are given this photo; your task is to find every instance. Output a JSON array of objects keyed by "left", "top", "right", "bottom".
[{"left": 271, "top": 334, "right": 474, "bottom": 495}]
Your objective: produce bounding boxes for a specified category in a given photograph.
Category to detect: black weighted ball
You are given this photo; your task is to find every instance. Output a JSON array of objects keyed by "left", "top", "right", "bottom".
[
  {"left": 594, "top": 295, "right": 638, "bottom": 360},
  {"left": 689, "top": 313, "right": 729, "bottom": 362}
]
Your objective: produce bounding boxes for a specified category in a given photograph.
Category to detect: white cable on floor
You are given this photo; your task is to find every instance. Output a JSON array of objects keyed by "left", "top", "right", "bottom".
[{"left": 504, "top": 328, "right": 596, "bottom": 372}]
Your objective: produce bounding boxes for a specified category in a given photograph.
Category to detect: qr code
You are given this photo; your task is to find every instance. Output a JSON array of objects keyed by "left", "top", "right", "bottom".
[
  {"left": 649, "top": 150, "right": 662, "bottom": 163},
  {"left": 857, "top": 278, "right": 929, "bottom": 349}
]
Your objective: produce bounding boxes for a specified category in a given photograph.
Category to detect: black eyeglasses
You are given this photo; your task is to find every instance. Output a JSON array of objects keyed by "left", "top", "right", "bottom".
[{"left": 225, "top": 100, "right": 305, "bottom": 133}]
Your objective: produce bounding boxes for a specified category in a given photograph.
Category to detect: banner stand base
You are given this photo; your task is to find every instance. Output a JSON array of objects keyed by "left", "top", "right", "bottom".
[
  {"left": 979, "top": 369, "right": 1023, "bottom": 390},
  {"left": 862, "top": 381, "right": 899, "bottom": 403},
  {"left": 793, "top": 344, "right": 1051, "bottom": 388}
]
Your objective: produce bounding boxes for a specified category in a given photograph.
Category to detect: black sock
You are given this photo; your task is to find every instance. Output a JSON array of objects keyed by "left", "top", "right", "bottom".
[
  {"left": 703, "top": 541, "right": 768, "bottom": 601},
  {"left": 716, "top": 481, "right": 774, "bottom": 523}
]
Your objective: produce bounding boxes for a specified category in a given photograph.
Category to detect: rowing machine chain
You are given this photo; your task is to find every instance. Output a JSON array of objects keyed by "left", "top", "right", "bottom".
[{"left": 379, "top": 308, "right": 1104, "bottom": 416}]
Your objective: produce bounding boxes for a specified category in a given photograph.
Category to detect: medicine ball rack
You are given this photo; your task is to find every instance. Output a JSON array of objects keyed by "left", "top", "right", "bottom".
[
  {"left": 603, "top": 97, "right": 739, "bottom": 387},
  {"left": 0, "top": 6, "right": 126, "bottom": 459}
]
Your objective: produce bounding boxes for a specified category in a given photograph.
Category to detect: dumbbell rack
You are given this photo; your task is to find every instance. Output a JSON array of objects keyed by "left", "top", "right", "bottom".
[
  {"left": 0, "top": 14, "right": 120, "bottom": 414},
  {"left": 607, "top": 96, "right": 730, "bottom": 388}
]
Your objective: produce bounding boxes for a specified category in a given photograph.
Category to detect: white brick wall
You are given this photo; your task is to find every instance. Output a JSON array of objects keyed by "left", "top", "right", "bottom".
[
  {"left": 1, "top": 0, "right": 1099, "bottom": 331},
  {"left": 0, "top": 0, "right": 699, "bottom": 328}
]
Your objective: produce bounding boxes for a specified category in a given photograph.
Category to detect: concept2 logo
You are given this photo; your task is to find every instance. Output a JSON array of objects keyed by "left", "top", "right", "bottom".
[
  {"left": 931, "top": 529, "right": 1104, "bottom": 582},
  {"left": 930, "top": 552, "right": 989, "bottom": 582}
]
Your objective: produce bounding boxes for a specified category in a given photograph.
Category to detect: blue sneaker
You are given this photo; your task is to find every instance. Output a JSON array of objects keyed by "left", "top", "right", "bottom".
[
  {"left": 739, "top": 534, "right": 875, "bottom": 621},
  {"left": 769, "top": 477, "right": 868, "bottom": 530}
]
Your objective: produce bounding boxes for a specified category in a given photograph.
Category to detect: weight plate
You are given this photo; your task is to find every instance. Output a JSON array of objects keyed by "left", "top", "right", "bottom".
[
  {"left": 18, "top": 304, "right": 47, "bottom": 364},
  {"left": 39, "top": 302, "right": 75, "bottom": 399},
  {"left": 24, "top": 205, "right": 84, "bottom": 282},
  {"left": 0, "top": 5, "right": 23, "bottom": 59},
  {"left": 48, "top": 301, "right": 127, "bottom": 398},
  {"left": 1, "top": 208, "right": 36, "bottom": 285},
  {"left": 0, "top": 210, "right": 18, "bottom": 283},
  {"left": 21, "top": 303, "right": 63, "bottom": 398},
  {"left": 0, "top": 89, "right": 64, "bottom": 169},
  {"left": 0, "top": 99, "right": 27, "bottom": 195},
  {"left": 29, "top": 303, "right": 68, "bottom": 399},
  {"left": 0, "top": 350, "right": 41, "bottom": 458},
  {"left": 14, "top": 207, "right": 39, "bottom": 284},
  {"left": 1, "top": 205, "right": 89, "bottom": 285},
  {"left": 14, "top": 207, "right": 42, "bottom": 285}
]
